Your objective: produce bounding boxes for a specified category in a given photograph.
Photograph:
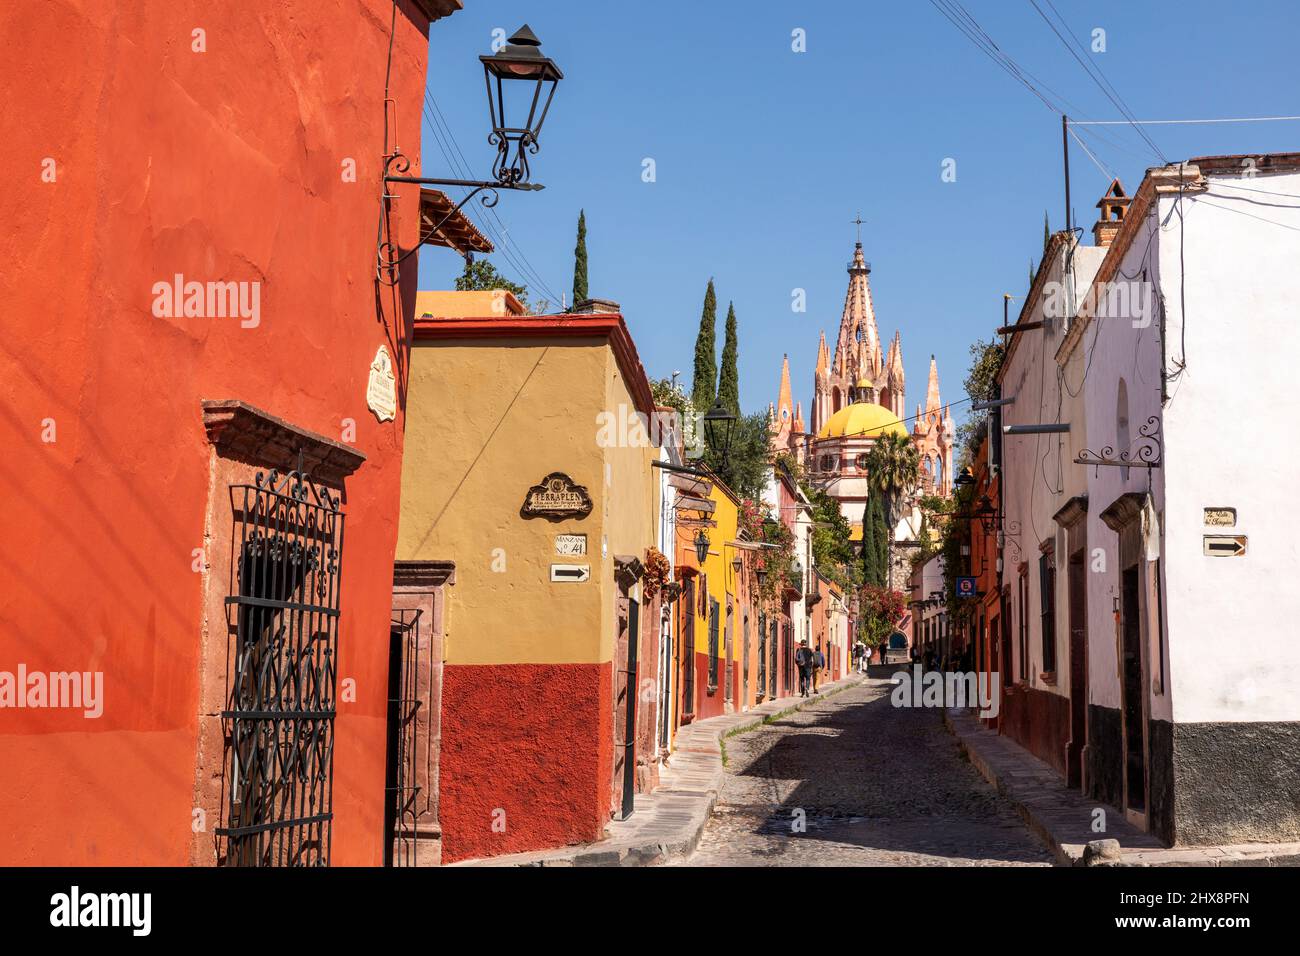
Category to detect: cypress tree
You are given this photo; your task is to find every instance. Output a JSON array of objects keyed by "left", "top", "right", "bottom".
[
  {"left": 717, "top": 300, "right": 740, "bottom": 415},
  {"left": 874, "top": 495, "right": 891, "bottom": 587},
  {"left": 572, "top": 209, "right": 588, "bottom": 306},
  {"left": 862, "top": 497, "right": 879, "bottom": 587},
  {"left": 692, "top": 279, "right": 718, "bottom": 412},
  {"left": 1043, "top": 211, "right": 1050, "bottom": 252}
]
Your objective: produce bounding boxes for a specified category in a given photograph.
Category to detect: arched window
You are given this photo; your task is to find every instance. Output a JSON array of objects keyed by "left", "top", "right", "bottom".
[
  {"left": 833, "top": 388, "right": 842, "bottom": 413},
  {"left": 936, "top": 456, "right": 945, "bottom": 493}
]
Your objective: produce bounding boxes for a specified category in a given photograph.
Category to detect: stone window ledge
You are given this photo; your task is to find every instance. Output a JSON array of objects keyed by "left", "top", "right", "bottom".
[{"left": 202, "top": 399, "right": 366, "bottom": 486}]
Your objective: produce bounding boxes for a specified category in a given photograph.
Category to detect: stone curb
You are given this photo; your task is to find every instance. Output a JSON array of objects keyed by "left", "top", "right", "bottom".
[
  {"left": 453, "top": 673, "right": 868, "bottom": 867},
  {"left": 942, "top": 707, "right": 1300, "bottom": 868}
]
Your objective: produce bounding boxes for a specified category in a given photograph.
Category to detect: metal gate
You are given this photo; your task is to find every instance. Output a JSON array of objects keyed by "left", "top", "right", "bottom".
[
  {"left": 385, "top": 608, "right": 425, "bottom": 866},
  {"left": 218, "top": 466, "right": 344, "bottom": 867}
]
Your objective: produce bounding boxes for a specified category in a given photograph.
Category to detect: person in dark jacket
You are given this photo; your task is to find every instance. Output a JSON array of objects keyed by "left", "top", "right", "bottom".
[
  {"left": 813, "top": 644, "right": 825, "bottom": 691},
  {"left": 794, "top": 639, "right": 813, "bottom": 697}
]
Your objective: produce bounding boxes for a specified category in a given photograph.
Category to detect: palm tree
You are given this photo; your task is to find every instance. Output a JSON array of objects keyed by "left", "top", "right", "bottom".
[{"left": 862, "top": 431, "right": 921, "bottom": 588}]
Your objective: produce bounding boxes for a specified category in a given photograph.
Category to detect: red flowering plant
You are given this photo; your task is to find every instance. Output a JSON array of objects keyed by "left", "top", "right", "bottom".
[
  {"left": 858, "top": 584, "right": 907, "bottom": 648},
  {"left": 738, "top": 498, "right": 794, "bottom": 604},
  {"left": 642, "top": 546, "right": 671, "bottom": 600}
]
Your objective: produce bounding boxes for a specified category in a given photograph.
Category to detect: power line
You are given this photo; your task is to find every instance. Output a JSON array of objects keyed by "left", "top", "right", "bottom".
[
  {"left": 1204, "top": 180, "right": 1300, "bottom": 202},
  {"left": 419, "top": 88, "right": 564, "bottom": 306},
  {"left": 1028, "top": 0, "right": 1167, "bottom": 163},
  {"left": 927, "top": 0, "right": 1064, "bottom": 114},
  {"left": 926, "top": 0, "right": 1152, "bottom": 177},
  {"left": 1072, "top": 115, "right": 1300, "bottom": 126},
  {"left": 1068, "top": 126, "right": 1118, "bottom": 181},
  {"left": 1191, "top": 195, "right": 1300, "bottom": 234}
]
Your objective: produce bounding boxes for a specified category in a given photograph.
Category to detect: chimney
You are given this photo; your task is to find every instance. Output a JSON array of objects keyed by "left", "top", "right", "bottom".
[
  {"left": 571, "top": 297, "right": 621, "bottom": 314},
  {"left": 1093, "top": 178, "right": 1131, "bottom": 247}
]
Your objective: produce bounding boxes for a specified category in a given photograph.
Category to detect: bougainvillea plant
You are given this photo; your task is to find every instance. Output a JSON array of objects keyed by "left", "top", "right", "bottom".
[{"left": 858, "top": 584, "right": 907, "bottom": 647}]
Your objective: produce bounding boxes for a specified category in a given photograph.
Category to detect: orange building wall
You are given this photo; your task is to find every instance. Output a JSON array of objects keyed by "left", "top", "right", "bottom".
[{"left": 0, "top": 1, "right": 436, "bottom": 865}]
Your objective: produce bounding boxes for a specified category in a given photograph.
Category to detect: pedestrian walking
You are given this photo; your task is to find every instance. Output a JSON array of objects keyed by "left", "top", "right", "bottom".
[
  {"left": 814, "top": 644, "right": 825, "bottom": 691},
  {"left": 795, "top": 639, "right": 813, "bottom": 697}
]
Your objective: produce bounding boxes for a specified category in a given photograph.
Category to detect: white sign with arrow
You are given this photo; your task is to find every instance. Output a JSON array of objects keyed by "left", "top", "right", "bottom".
[
  {"left": 551, "top": 563, "right": 591, "bottom": 583},
  {"left": 1203, "top": 535, "right": 1247, "bottom": 557}
]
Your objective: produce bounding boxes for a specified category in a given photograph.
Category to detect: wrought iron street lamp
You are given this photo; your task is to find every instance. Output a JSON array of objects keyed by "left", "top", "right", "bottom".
[
  {"left": 703, "top": 399, "right": 737, "bottom": 465},
  {"left": 694, "top": 530, "right": 711, "bottom": 564},
  {"left": 480, "top": 25, "right": 563, "bottom": 188},
  {"left": 378, "top": 24, "right": 562, "bottom": 285}
]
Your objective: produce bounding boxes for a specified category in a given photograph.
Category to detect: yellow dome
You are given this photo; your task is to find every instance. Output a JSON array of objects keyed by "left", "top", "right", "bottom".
[{"left": 818, "top": 402, "right": 909, "bottom": 440}]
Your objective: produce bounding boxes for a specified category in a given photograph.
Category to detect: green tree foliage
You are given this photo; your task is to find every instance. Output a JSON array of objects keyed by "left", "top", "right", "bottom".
[
  {"left": 804, "top": 484, "right": 860, "bottom": 591},
  {"left": 954, "top": 337, "right": 1006, "bottom": 466},
  {"left": 572, "top": 209, "right": 588, "bottom": 305},
  {"left": 717, "top": 301, "right": 740, "bottom": 415},
  {"left": 938, "top": 480, "right": 978, "bottom": 623},
  {"left": 692, "top": 279, "right": 718, "bottom": 413},
  {"left": 862, "top": 431, "right": 919, "bottom": 590},
  {"left": 861, "top": 494, "right": 882, "bottom": 588},
  {"left": 863, "top": 431, "right": 920, "bottom": 530},
  {"left": 455, "top": 259, "right": 528, "bottom": 307}
]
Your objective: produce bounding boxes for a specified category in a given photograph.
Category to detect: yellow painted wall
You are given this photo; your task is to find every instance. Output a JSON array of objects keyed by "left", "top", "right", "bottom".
[
  {"left": 704, "top": 484, "right": 740, "bottom": 664},
  {"left": 397, "top": 334, "right": 657, "bottom": 667}
]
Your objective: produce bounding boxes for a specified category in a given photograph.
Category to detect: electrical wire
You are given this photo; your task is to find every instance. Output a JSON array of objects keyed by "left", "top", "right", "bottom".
[
  {"left": 418, "top": 97, "right": 557, "bottom": 302},
  {"left": 421, "top": 87, "right": 565, "bottom": 307},
  {"left": 1072, "top": 115, "right": 1300, "bottom": 126},
  {"left": 1028, "top": 0, "right": 1167, "bottom": 163}
]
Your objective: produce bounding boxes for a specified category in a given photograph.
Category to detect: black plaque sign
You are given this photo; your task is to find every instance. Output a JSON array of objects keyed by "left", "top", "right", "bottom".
[{"left": 521, "top": 473, "right": 592, "bottom": 522}]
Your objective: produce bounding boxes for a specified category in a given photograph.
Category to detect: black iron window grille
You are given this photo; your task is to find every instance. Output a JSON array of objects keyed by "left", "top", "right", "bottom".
[
  {"left": 682, "top": 579, "right": 695, "bottom": 716},
  {"left": 769, "top": 620, "right": 778, "bottom": 699},
  {"left": 707, "top": 598, "right": 720, "bottom": 690},
  {"left": 757, "top": 612, "right": 767, "bottom": 696},
  {"left": 385, "top": 608, "right": 425, "bottom": 866},
  {"left": 217, "top": 466, "right": 344, "bottom": 867},
  {"left": 1039, "top": 552, "right": 1057, "bottom": 675}
]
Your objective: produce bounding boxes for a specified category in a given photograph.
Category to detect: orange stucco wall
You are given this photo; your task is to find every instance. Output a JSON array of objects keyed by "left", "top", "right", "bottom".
[{"left": 0, "top": 1, "right": 437, "bottom": 865}]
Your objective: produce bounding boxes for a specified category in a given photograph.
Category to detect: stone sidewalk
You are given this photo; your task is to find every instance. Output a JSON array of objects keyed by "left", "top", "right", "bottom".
[
  {"left": 453, "top": 673, "right": 867, "bottom": 866},
  {"left": 945, "top": 708, "right": 1300, "bottom": 867}
]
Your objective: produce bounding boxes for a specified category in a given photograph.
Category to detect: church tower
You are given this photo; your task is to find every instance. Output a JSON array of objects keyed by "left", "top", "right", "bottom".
[{"left": 913, "top": 355, "right": 955, "bottom": 496}]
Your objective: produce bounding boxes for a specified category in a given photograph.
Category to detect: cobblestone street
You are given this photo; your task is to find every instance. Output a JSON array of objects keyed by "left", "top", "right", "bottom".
[{"left": 670, "top": 678, "right": 1053, "bottom": 866}]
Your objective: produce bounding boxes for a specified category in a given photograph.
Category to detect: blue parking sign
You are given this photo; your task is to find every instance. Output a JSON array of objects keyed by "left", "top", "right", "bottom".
[{"left": 956, "top": 576, "right": 977, "bottom": 598}]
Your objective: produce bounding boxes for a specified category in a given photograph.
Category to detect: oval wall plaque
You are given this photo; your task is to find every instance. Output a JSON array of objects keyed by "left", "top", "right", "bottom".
[{"left": 521, "top": 473, "right": 592, "bottom": 522}]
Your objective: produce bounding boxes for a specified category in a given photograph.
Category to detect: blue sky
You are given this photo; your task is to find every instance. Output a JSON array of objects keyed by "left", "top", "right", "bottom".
[{"left": 417, "top": 1, "right": 1299, "bottom": 430}]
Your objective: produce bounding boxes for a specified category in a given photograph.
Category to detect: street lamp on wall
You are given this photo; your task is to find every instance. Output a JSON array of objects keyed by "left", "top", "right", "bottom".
[
  {"left": 694, "top": 530, "right": 711, "bottom": 564},
  {"left": 703, "top": 399, "right": 737, "bottom": 466},
  {"left": 479, "top": 25, "right": 564, "bottom": 187},
  {"left": 378, "top": 25, "right": 562, "bottom": 285}
]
